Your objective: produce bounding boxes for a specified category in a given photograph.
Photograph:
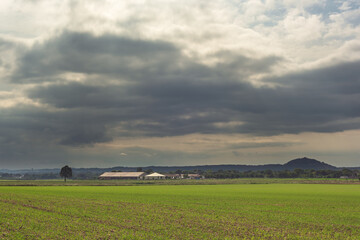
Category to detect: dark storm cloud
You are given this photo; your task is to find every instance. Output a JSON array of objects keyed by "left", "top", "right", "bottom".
[
  {"left": 12, "top": 31, "right": 183, "bottom": 82},
  {"left": 6, "top": 30, "right": 360, "bottom": 147},
  {"left": 13, "top": 31, "right": 282, "bottom": 83},
  {"left": 0, "top": 104, "right": 111, "bottom": 147},
  {"left": 27, "top": 60, "right": 360, "bottom": 142},
  {"left": 212, "top": 50, "right": 282, "bottom": 75},
  {"left": 275, "top": 61, "right": 360, "bottom": 95}
]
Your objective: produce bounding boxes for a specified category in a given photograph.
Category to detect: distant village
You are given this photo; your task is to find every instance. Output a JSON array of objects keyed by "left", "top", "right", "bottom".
[{"left": 99, "top": 171, "right": 204, "bottom": 180}]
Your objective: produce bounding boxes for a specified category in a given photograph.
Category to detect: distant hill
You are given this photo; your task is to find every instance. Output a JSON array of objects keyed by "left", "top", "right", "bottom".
[
  {"left": 110, "top": 157, "right": 337, "bottom": 172},
  {"left": 0, "top": 157, "right": 351, "bottom": 174},
  {"left": 283, "top": 157, "right": 337, "bottom": 170}
]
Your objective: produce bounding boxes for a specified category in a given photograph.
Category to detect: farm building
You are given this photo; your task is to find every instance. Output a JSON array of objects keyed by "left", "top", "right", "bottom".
[
  {"left": 184, "top": 174, "right": 204, "bottom": 179},
  {"left": 144, "top": 172, "right": 166, "bottom": 180},
  {"left": 99, "top": 172, "right": 146, "bottom": 180},
  {"left": 164, "top": 173, "right": 181, "bottom": 179}
]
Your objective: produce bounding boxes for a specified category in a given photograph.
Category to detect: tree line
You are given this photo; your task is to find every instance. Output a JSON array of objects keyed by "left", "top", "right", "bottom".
[
  {"left": 198, "top": 168, "right": 359, "bottom": 179},
  {"left": 1, "top": 168, "right": 359, "bottom": 180}
]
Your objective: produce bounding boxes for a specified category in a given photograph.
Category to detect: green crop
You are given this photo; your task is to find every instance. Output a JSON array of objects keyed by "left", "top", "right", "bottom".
[{"left": 0, "top": 184, "right": 359, "bottom": 239}]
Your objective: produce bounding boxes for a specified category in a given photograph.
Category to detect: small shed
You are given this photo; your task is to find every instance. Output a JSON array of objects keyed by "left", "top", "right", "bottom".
[
  {"left": 145, "top": 172, "right": 166, "bottom": 180},
  {"left": 99, "top": 172, "right": 146, "bottom": 180}
]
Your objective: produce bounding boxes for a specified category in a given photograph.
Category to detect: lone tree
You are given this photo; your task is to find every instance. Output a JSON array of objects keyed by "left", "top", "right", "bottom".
[{"left": 60, "top": 165, "right": 72, "bottom": 182}]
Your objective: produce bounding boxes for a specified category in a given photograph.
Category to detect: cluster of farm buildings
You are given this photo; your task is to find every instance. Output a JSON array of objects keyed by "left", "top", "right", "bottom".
[{"left": 99, "top": 172, "right": 204, "bottom": 180}]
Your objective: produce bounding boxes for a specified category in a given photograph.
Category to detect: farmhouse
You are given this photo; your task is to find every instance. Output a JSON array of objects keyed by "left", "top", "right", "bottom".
[
  {"left": 99, "top": 172, "right": 146, "bottom": 180},
  {"left": 144, "top": 172, "right": 166, "bottom": 180}
]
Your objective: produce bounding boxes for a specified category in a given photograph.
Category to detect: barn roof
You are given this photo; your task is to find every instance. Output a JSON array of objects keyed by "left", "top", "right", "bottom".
[
  {"left": 145, "top": 172, "right": 165, "bottom": 177},
  {"left": 99, "top": 172, "right": 145, "bottom": 177}
]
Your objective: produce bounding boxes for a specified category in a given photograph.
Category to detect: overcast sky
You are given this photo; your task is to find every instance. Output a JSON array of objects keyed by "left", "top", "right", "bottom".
[{"left": 0, "top": 0, "right": 359, "bottom": 169}]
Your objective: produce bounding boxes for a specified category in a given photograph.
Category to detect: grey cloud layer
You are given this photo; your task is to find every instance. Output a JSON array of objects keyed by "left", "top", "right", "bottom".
[
  {"left": 6, "top": 31, "right": 360, "bottom": 147},
  {"left": 13, "top": 31, "right": 183, "bottom": 82},
  {"left": 14, "top": 31, "right": 281, "bottom": 83}
]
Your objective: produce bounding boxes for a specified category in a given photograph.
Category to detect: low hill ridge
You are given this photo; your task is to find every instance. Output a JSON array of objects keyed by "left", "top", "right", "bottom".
[
  {"left": 0, "top": 157, "right": 346, "bottom": 174},
  {"left": 283, "top": 157, "right": 337, "bottom": 170}
]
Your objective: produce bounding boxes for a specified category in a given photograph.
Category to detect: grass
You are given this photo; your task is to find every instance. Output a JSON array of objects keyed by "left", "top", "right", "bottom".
[
  {"left": 0, "top": 183, "right": 359, "bottom": 239},
  {"left": 0, "top": 178, "right": 359, "bottom": 186}
]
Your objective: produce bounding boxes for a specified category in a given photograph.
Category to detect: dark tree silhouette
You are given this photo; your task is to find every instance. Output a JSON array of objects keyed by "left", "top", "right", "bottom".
[{"left": 60, "top": 165, "right": 72, "bottom": 182}]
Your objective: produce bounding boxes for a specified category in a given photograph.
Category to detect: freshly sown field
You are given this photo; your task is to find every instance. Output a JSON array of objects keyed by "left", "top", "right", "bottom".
[{"left": 0, "top": 184, "right": 359, "bottom": 239}]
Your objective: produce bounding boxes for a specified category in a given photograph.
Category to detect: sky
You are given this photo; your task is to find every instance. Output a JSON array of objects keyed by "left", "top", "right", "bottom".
[{"left": 0, "top": 0, "right": 359, "bottom": 169}]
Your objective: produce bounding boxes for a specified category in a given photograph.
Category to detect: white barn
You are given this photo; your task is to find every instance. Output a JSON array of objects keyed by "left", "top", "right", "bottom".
[{"left": 144, "top": 172, "right": 166, "bottom": 180}]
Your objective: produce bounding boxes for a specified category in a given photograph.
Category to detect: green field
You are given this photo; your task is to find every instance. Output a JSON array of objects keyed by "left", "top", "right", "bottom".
[
  {"left": 0, "top": 183, "right": 359, "bottom": 239},
  {"left": 1, "top": 178, "right": 359, "bottom": 186}
]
